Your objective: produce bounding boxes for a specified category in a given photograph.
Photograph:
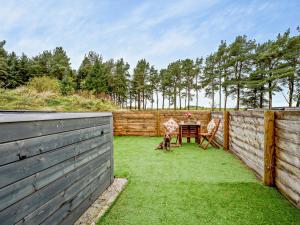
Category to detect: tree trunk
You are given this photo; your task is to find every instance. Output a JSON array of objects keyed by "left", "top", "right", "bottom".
[
  {"left": 156, "top": 91, "right": 159, "bottom": 110},
  {"left": 179, "top": 90, "right": 182, "bottom": 109},
  {"left": 259, "top": 89, "right": 264, "bottom": 108},
  {"left": 162, "top": 92, "right": 165, "bottom": 109},
  {"left": 184, "top": 90, "right": 187, "bottom": 109},
  {"left": 268, "top": 81, "right": 272, "bottom": 109},
  {"left": 224, "top": 84, "right": 228, "bottom": 111},
  {"left": 196, "top": 75, "right": 198, "bottom": 110},
  {"left": 219, "top": 75, "right": 222, "bottom": 111},
  {"left": 237, "top": 83, "right": 240, "bottom": 110},
  {"left": 138, "top": 93, "right": 141, "bottom": 110},
  {"left": 151, "top": 91, "right": 154, "bottom": 109},
  {"left": 296, "top": 93, "right": 300, "bottom": 107},
  {"left": 288, "top": 76, "right": 294, "bottom": 107},
  {"left": 174, "top": 88, "right": 177, "bottom": 110},
  {"left": 187, "top": 87, "right": 190, "bottom": 110}
]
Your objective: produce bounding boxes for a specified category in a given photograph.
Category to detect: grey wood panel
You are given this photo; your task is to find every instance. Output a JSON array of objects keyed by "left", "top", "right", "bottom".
[
  {"left": 41, "top": 170, "right": 111, "bottom": 225},
  {"left": 59, "top": 171, "right": 111, "bottom": 225},
  {"left": 0, "top": 124, "right": 111, "bottom": 166},
  {"left": 0, "top": 133, "right": 111, "bottom": 189},
  {"left": 0, "top": 116, "right": 110, "bottom": 143},
  {"left": 0, "top": 112, "right": 112, "bottom": 123},
  {"left": 15, "top": 161, "right": 110, "bottom": 225},
  {"left": 0, "top": 139, "right": 111, "bottom": 212},
  {"left": 0, "top": 150, "right": 111, "bottom": 225}
]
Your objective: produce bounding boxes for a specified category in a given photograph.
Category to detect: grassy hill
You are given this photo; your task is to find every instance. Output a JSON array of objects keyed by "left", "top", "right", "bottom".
[{"left": 0, "top": 87, "right": 117, "bottom": 112}]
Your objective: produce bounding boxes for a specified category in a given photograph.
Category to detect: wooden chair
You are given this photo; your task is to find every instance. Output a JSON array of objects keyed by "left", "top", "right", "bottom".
[
  {"left": 163, "top": 119, "right": 180, "bottom": 147},
  {"left": 199, "top": 119, "right": 220, "bottom": 150}
]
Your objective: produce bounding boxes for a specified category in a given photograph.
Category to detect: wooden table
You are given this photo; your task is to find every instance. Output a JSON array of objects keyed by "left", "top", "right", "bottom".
[{"left": 178, "top": 123, "right": 201, "bottom": 145}]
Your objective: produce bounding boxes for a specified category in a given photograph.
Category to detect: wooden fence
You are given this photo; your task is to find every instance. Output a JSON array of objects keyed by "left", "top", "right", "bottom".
[
  {"left": 213, "top": 110, "right": 300, "bottom": 208},
  {"left": 113, "top": 110, "right": 211, "bottom": 136},
  {"left": 0, "top": 112, "right": 114, "bottom": 225}
]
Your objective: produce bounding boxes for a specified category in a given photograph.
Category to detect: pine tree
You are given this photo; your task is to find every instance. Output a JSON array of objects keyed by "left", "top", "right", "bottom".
[
  {"left": 227, "top": 35, "right": 255, "bottom": 110},
  {"left": 50, "top": 47, "right": 71, "bottom": 80},
  {"left": 84, "top": 57, "right": 108, "bottom": 94},
  {"left": 202, "top": 54, "right": 218, "bottom": 110},
  {"left": 132, "top": 59, "right": 150, "bottom": 110},
  {"left": 0, "top": 41, "right": 9, "bottom": 88}
]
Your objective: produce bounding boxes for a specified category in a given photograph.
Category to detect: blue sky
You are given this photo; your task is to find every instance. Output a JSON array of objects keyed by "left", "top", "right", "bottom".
[{"left": 0, "top": 0, "right": 299, "bottom": 107}]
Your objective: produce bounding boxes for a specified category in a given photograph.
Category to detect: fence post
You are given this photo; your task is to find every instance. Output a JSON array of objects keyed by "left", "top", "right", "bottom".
[
  {"left": 223, "top": 111, "right": 229, "bottom": 150},
  {"left": 263, "top": 111, "right": 275, "bottom": 186},
  {"left": 156, "top": 111, "right": 161, "bottom": 136}
]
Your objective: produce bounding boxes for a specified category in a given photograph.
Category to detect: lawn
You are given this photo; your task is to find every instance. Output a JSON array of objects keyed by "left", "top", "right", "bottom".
[{"left": 98, "top": 136, "right": 300, "bottom": 225}]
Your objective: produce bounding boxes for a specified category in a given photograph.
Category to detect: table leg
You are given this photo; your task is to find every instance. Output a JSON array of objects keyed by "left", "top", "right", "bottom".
[{"left": 179, "top": 127, "right": 182, "bottom": 145}]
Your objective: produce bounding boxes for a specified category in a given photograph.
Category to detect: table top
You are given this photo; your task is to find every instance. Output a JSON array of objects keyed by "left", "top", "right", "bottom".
[{"left": 178, "top": 123, "right": 201, "bottom": 126}]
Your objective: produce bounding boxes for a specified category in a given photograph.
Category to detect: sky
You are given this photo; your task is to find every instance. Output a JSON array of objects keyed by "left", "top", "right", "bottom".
[{"left": 0, "top": 0, "right": 300, "bottom": 108}]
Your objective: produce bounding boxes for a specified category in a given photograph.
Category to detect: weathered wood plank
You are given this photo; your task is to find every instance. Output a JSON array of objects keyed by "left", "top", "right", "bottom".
[
  {"left": 276, "top": 157, "right": 300, "bottom": 181},
  {"left": 229, "top": 111, "right": 264, "bottom": 118},
  {"left": 0, "top": 124, "right": 111, "bottom": 166},
  {"left": 41, "top": 169, "right": 111, "bottom": 225},
  {"left": 229, "top": 143, "right": 263, "bottom": 178},
  {"left": 0, "top": 133, "right": 110, "bottom": 189},
  {"left": 275, "top": 137, "right": 300, "bottom": 158},
  {"left": 276, "top": 147, "right": 300, "bottom": 171},
  {"left": 275, "top": 127, "right": 300, "bottom": 145},
  {"left": 0, "top": 140, "right": 111, "bottom": 212},
  {"left": 276, "top": 167, "right": 300, "bottom": 195},
  {"left": 275, "top": 120, "right": 300, "bottom": 133},
  {"left": 15, "top": 161, "right": 109, "bottom": 225},
  {"left": 275, "top": 111, "right": 300, "bottom": 121},
  {"left": 229, "top": 126, "right": 264, "bottom": 149},
  {"left": 0, "top": 151, "right": 111, "bottom": 225},
  {"left": 230, "top": 136, "right": 264, "bottom": 159},
  {"left": 275, "top": 179, "right": 300, "bottom": 208},
  {"left": 58, "top": 171, "right": 111, "bottom": 225},
  {"left": 0, "top": 116, "right": 110, "bottom": 143}
]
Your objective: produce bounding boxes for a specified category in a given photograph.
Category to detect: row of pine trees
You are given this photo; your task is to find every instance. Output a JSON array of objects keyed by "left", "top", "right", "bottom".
[{"left": 0, "top": 27, "right": 299, "bottom": 110}]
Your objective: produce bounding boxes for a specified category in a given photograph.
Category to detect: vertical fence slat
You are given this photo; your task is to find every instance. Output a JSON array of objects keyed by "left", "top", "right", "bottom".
[
  {"left": 263, "top": 111, "right": 275, "bottom": 186},
  {"left": 223, "top": 111, "right": 229, "bottom": 150}
]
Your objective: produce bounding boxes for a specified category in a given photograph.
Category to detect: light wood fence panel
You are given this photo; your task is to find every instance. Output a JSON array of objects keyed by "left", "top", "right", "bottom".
[
  {"left": 275, "top": 111, "right": 300, "bottom": 208},
  {"left": 228, "top": 111, "right": 265, "bottom": 179},
  {"left": 113, "top": 110, "right": 211, "bottom": 136}
]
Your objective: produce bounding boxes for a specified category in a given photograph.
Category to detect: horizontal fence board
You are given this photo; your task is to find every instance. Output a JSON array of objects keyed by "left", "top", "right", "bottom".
[
  {"left": 0, "top": 124, "right": 111, "bottom": 167},
  {"left": 0, "top": 141, "right": 111, "bottom": 212},
  {"left": 275, "top": 120, "right": 300, "bottom": 133},
  {"left": 16, "top": 162, "right": 109, "bottom": 225},
  {"left": 275, "top": 128, "right": 300, "bottom": 145},
  {"left": 0, "top": 116, "right": 110, "bottom": 143},
  {"left": 276, "top": 147, "right": 300, "bottom": 173},
  {"left": 0, "top": 133, "right": 111, "bottom": 189}
]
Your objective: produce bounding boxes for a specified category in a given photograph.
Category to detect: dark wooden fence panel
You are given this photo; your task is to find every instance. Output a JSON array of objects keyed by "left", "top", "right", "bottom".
[
  {"left": 275, "top": 111, "right": 300, "bottom": 208},
  {"left": 0, "top": 112, "right": 114, "bottom": 225}
]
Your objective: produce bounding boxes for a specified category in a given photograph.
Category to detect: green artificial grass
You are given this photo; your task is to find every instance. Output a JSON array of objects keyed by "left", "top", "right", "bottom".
[{"left": 98, "top": 137, "right": 300, "bottom": 225}]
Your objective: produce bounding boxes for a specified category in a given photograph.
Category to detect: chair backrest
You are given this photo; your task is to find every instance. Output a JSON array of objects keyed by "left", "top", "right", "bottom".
[
  {"left": 163, "top": 118, "right": 179, "bottom": 135},
  {"left": 208, "top": 118, "right": 220, "bottom": 135}
]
